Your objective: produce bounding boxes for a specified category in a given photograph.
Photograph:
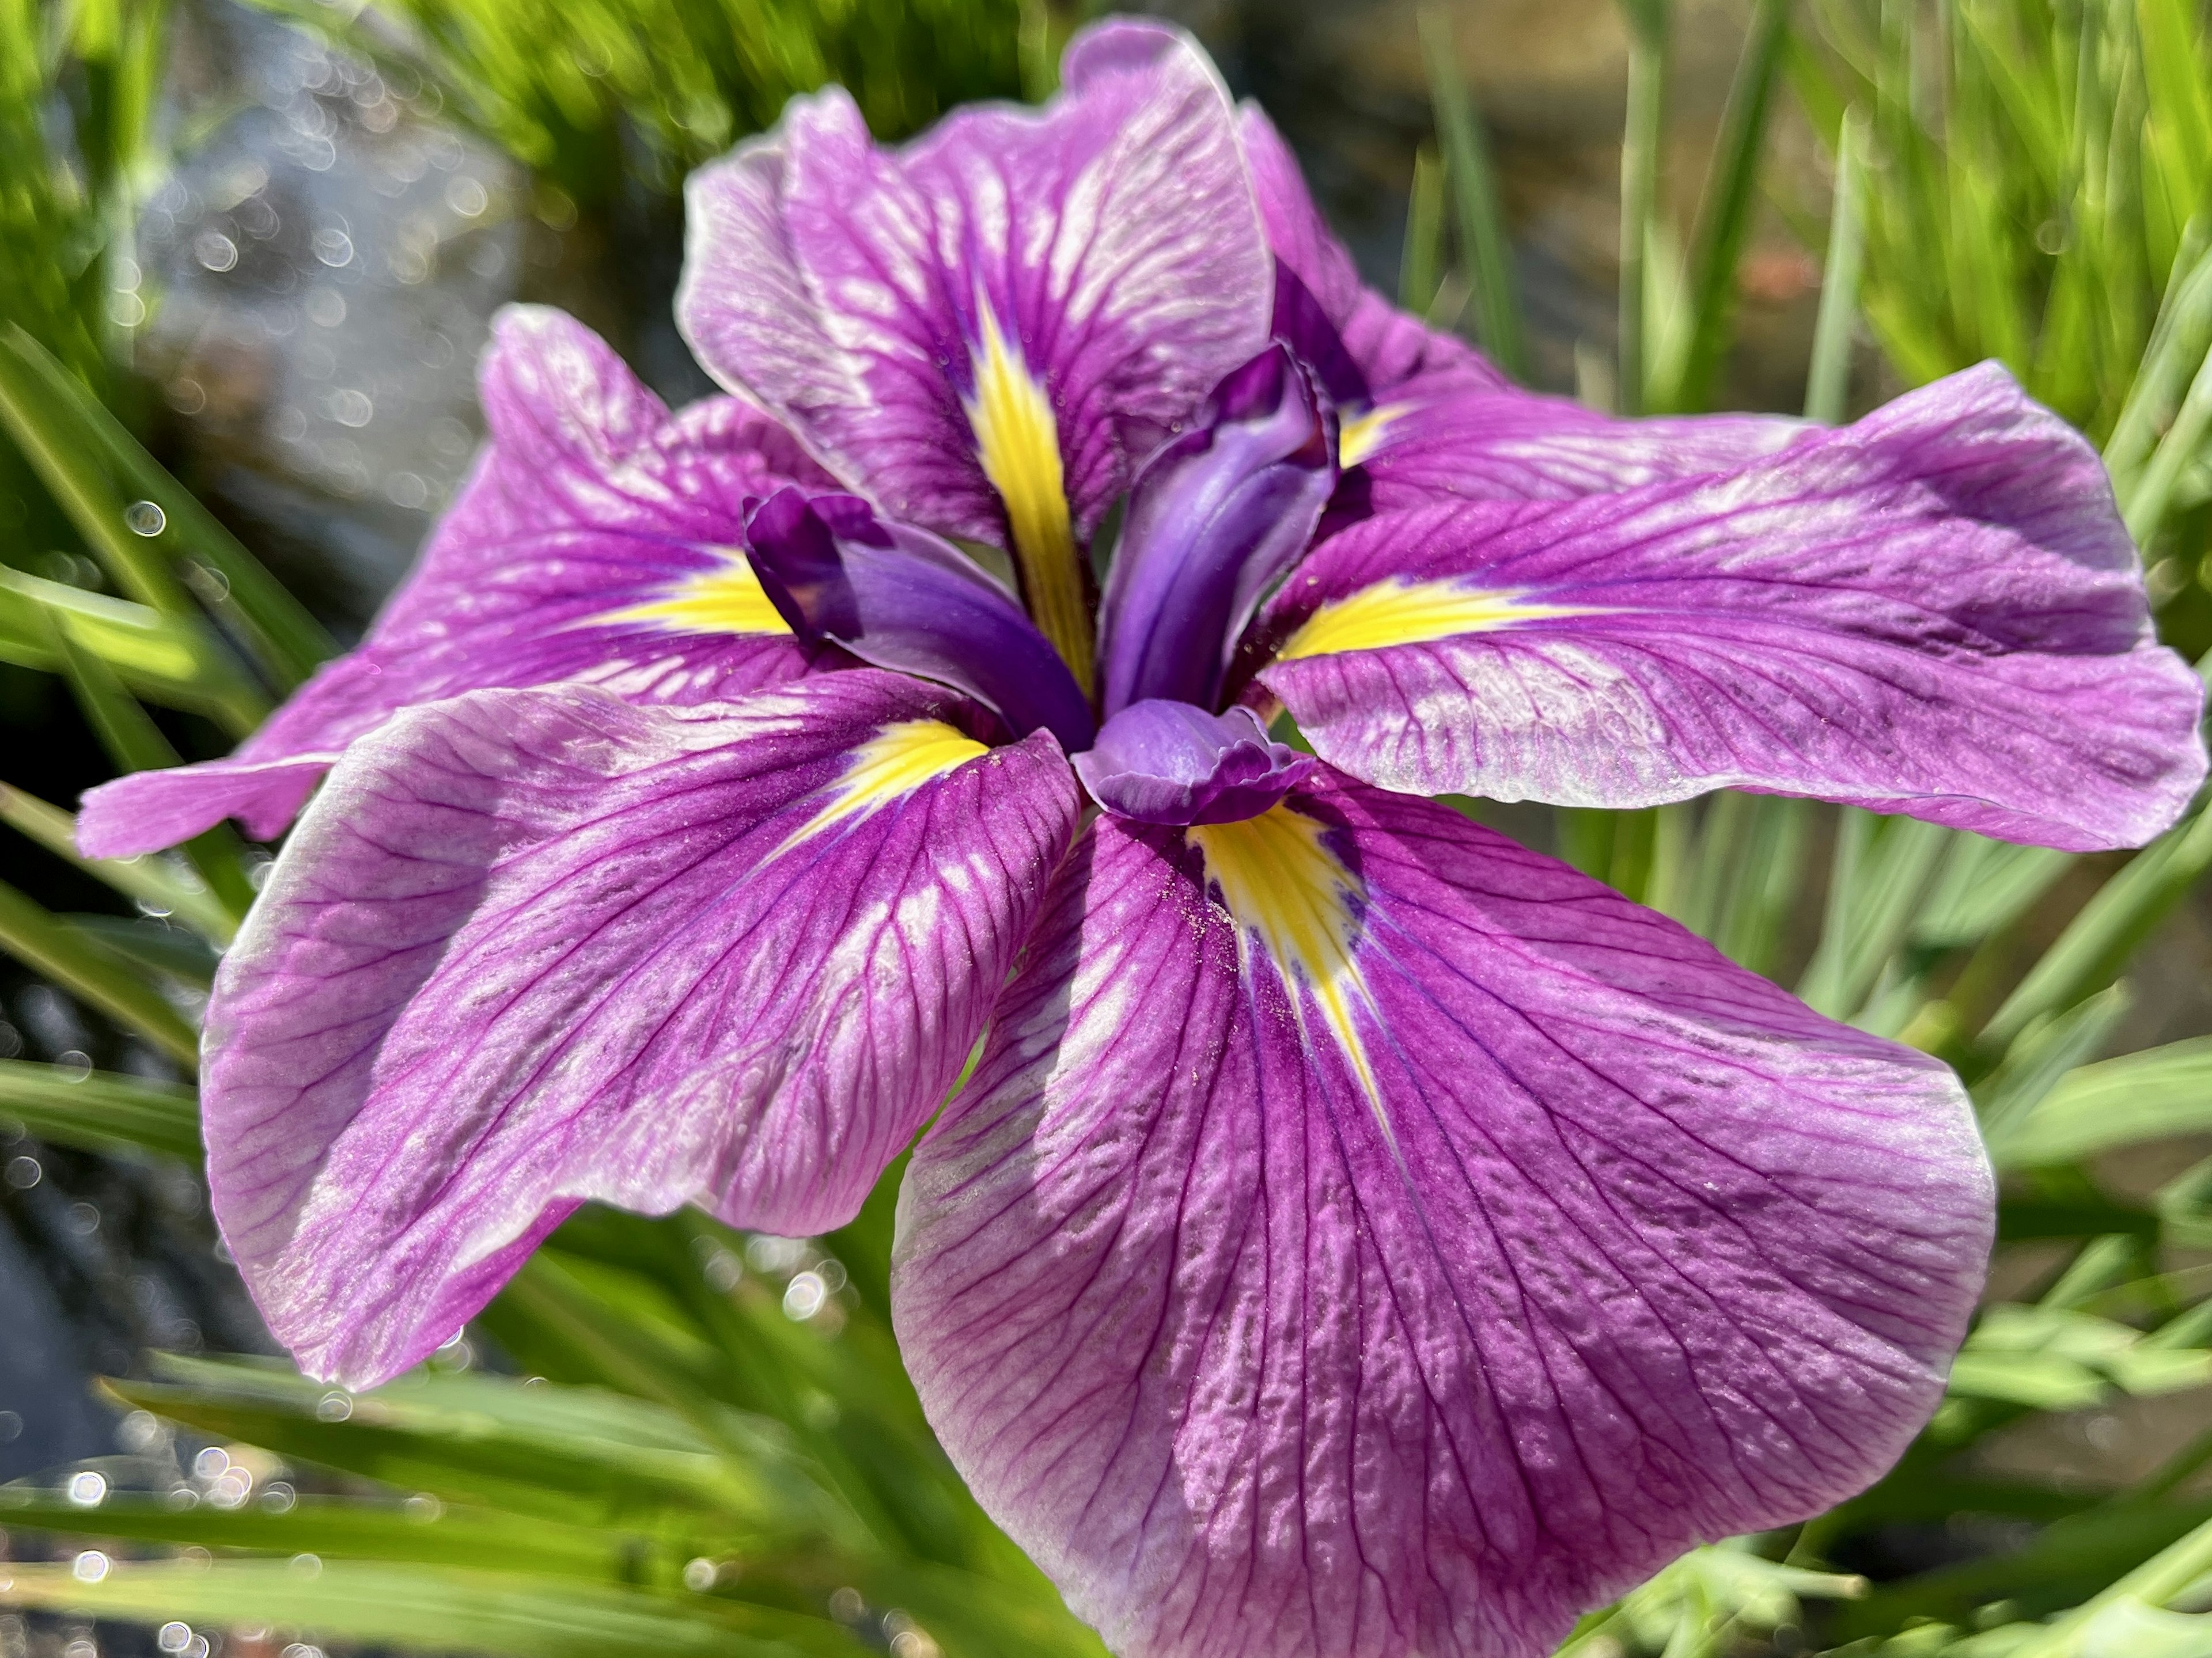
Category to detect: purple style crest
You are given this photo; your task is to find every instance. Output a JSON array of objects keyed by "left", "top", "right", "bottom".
[{"left": 82, "top": 17, "right": 2208, "bottom": 1658}]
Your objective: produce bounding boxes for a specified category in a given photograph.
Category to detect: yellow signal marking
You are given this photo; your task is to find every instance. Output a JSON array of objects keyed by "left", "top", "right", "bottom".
[
  {"left": 1336, "top": 402, "right": 1406, "bottom": 469},
  {"left": 1274, "top": 577, "right": 1601, "bottom": 662},
  {"left": 1188, "top": 803, "right": 1381, "bottom": 1109},
  {"left": 964, "top": 308, "right": 1093, "bottom": 691},
  {"left": 779, "top": 719, "right": 987, "bottom": 854},
  {"left": 598, "top": 552, "right": 791, "bottom": 637}
]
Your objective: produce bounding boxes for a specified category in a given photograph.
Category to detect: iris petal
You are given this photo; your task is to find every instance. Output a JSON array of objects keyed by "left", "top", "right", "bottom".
[
  {"left": 894, "top": 772, "right": 1991, "bottom": 1658},
  {"left": 78, "top": 307, "right": 828, "bottom": 858},
  {"left": 202, "top": 671, "right": 1078, "bottom": 1388},
  {"left": 1097, "top": 344, "right": 1336, "bottom": 715},
  {"left": 1238, "top": 105, "right": 1506, "bottom": 404},
  {"left": 1257, "top": 363, "right": 2208, "bottom": 851},
  {"left": 1074, "top": 701, "right": 1313, "bottom": 825},
  {"left": 744, "top": 488, "right": 1096, "bottom": 751},
  {"left": 679, "top": 20, "right": 1272, "bottom": 563}
]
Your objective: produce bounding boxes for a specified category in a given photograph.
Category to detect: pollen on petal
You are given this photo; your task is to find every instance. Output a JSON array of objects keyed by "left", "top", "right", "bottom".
[
  {"left": 964, "top": 307, "right": 1094, "bottom": 688},
  {"left": 1187, "top": 802, "right": 1381, "bottom": 1109},
  {"left": 781, "top": 718, "right": 989, "bottom": 852},
  {"left": 596, "top": 549, "right": 793, "bottom": 637},
  {"left": 1275, "top": 575, "right": 1604, "bottom": 661}
]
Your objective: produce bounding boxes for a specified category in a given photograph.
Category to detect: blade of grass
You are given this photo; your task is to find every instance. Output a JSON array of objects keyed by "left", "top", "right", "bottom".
[
  {"left": 1419, "top": 6, "right": 1527, "bottom": 379},
  {"left": 1984, "top": 798, "right": 2212, "bottom": 1048},
  {"left": 2105, "top": 225, "right": 2212, "bottom": 490},
  {"left": 0, "top": 1558, "right": 857, "bottom": 1658},
  {"left": 1670, "top": 0, "right": 1795, "bottom": 411},
  {"left": 2008, "top": 1512, "right": 2212, "bottom": 1657},
  {"left": 0, "top": 565, "right": 251, "bottom": 720},
  {"left": 0, "top": 1493, "right": 657, "bottom": 1581},
  {"left": 2, "top": 324, "right": 336, "bottom": 688},
  {"left": 0, "top": 877, "right": 198, "bottom": 1067},
  {"left": 1796, "top": 809, "right": 1949, "bottom": 1020},
  {"left": 0, "top": 780, "right": 236, "bottom": 944},
  {"left": 0, "top": 1056, "right": 201, "bottom": 1162},
  {"left": 1991, "top": 1034, "right": 2212, "bottom": 1168},
  {"left": 1400, "top": 143, "right": 1446, "bottom": 314},
  {"left": 2124, "top": 318, "right": 2212, "bottom": 546},
  {"left": 1805, "top": 105, "right": 1869, "bottom": 422},
  {"left": 1615, "top": 0, "right": 1669, "bottom": 413},
  {"left": 0, "top": 335, "right": 267, "bottom": 737}
]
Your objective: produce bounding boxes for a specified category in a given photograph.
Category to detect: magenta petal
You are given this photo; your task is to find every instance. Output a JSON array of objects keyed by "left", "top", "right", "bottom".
[
  {"left": 81, "top": 306, "right": 831, "bottom": 855},
  {"left": 1098, "top": 344, "right": 1338, "bottom": 715},
  {"left": 78, "top": 756, "right": 331, "bottom": 859},
  {"left": 1259, "top": 363, "right": 2208, "bottom": 851},
  {"left": 1237, "top": 105, "right": 1504, "bottom": 402},
  {"left": 1353, "top": 385, "right": 1810, "bottom": 510},
  {"left": 204, "top": 671, "right": 1078, "bottom": 1387},
  {"left": 680, "top": 20, "right": 1272, "bottom": 548},
  {"left": 895, "top": 775, "right": 1990, "bottom": 1658},
  {"left": 1074, "top": 701, "right": 1313, "bottom": 825},
  {"left": 744, "top": 488, "right": 1096, "bottom": 750}
]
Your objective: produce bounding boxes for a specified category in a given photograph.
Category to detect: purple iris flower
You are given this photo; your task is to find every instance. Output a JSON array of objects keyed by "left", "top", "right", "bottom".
[{"left": 76, "top": 20, "right": 2208, "bottom": 1658}]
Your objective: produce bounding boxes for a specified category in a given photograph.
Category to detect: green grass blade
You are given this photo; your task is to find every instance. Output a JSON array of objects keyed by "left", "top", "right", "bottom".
[
  {"left": 0, "top": 878, "right": 199, "bottom": 1067},
  {"left": 1613, "top": 0, "right": 1669, "bottom": 413},
  {"left": 1708, "top": 796, "right": 1810, "bottom": 977},
  {"left": 1984, "top": 798, "right": 2212, "bottom": 1048},
  {"left": 1805, "top": 105, "right": 1869, "bottom": 422},
  {"left": 1670, "top": 0, "right": 1794, "bottom": 412},
  {"left": 111, "top": 1361, "right": 809, "bottom": 1530},
  {"left": 1419, "top": 6, "right": 1527, "bottom": 379},
  {"left": 0, "top": 566, "right": 253, "bottom": 722},
  {"left": 2124, "top": 317, "right": 2212, "bottom": 547},
  {"left": 1400, "top": 143, "right": 1446, "bottom": 314},
  {"left": 0, "top": 1057, "right": 200, "bottom": 1162},
  {"left": 0, "top": 780, "right": 236, "bottom": 944},
  {"left": 1, "top": 325, "right": 336, "bottom": 687},
  {"left": 0, "top": 336, "right": 187, "bottom": 619},
  {"left": 0, "top": 336, "right": 266, "bottom": 736},
  {"left": 43, "top": 614, "right": 259, "bottom": 921},
  {"left": 1796, "top": 809, "right": 1950, "bottom": 1020},
  {"left": 1991, "top": 1035, "right": 2212, "bottom": 1168},
  {"left": 0, "top": 1493, "right": 661, "bottom": 1581},
  {"left": 1913, "top": 832, "right": 2071, "bottom": 950},
  {"left": 2105, "top": 227, "right": 2212, "bottom": 490},
  {"left": 0, "top": 1559, "right": 856, "bottom": 1658},
  {"left": 1974, "top": 984, "right": 2132, "bottom": 1146},
  {"left": 2008, "top": 1513, "right": 2212, "bottom": 1658}
]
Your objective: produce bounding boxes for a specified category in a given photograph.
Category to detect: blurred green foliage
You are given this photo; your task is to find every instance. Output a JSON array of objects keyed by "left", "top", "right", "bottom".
[
  {"left": 252, "top": 0, "right": 1035, "bottom": 212},
  {"left": 1, "top": 0, "right": 2211, "bottom": 1655},
  {"left": 1797, "top": 0, "right": 2212, "bottom": 451},
  {"left": 1797, "top": 0, "right": 2212, "bottom": 655}
]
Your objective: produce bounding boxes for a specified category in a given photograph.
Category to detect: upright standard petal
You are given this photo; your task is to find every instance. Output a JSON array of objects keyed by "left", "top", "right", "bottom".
[
  {"left": 1256, "top": 363, "right": 2208, "bottom": 851},
  {"left": 680, "top": 20, "right": 1272, "bottom": 680},
  {"left": 896, "top": 773, "right": 1991, "bottom": 1658},
  {"left": 1097, "top": 344, "right": 1336, "bottom": 715},
  {"left": 79, "top": 307, "right": 830, "bottom": 858},
  {"left": 204, "top": 671, "right": 1078, "bottom": 1387}
]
